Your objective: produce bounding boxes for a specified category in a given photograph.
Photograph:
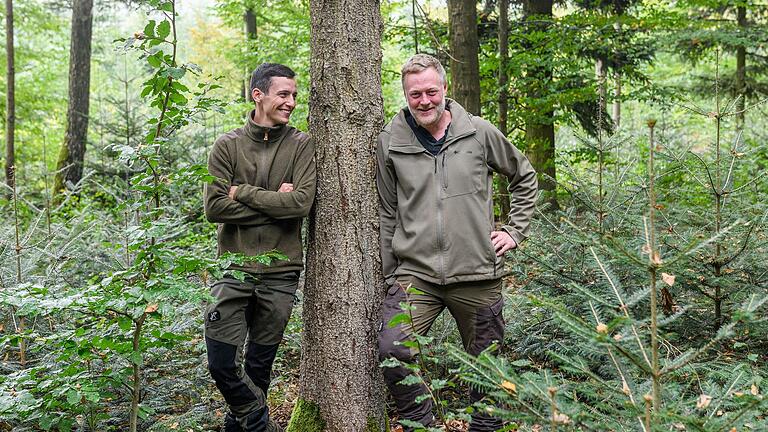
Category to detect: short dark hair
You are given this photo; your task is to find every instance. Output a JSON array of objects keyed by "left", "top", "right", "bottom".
[{"left": 249, "top": 63, "right": 296, "bottom": 95}]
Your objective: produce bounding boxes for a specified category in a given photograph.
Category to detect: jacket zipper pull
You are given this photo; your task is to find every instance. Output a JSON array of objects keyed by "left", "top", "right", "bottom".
[
  {"left": 264, "top": 130, "right": 269, "bottom": 141},
  {"left": 442, "top": 153, "right": 447, "bottom": 188}
]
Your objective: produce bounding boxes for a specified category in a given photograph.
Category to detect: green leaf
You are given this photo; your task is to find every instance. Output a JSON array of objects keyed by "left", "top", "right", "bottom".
[
  {"left": 128, "top": 351, "right": 143, "bottom": 366},
  {"left": 66, "top": 389, "right": 80, "bottom": 405},
  {"left": 379, "top": 357, "right": 401, "bottom": 368},
  {"left": 147, "top": 55, "right": 161, "bottom": 68},
  {"left": 387, "top": 312, "right": 411, "bottom": 328},
  {"left": 143, "top": 20, "right": 156, "bottom": 38},
  {"left": 156, "top": 20, "right": 171, "bottom": 40},
  {"left": 398, "top": 375, "right": 423, "bottom": 386},
  {"left": 166, "top": 67, "right": 186, "bottom": 80},
  {"left": 169, "top": 93, "right": 188, "bottom": 105}
]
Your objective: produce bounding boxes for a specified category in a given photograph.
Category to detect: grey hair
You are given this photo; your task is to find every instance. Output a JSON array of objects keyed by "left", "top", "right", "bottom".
[{"left": 400, "top": 54, "right": 447, "bottom": 89}]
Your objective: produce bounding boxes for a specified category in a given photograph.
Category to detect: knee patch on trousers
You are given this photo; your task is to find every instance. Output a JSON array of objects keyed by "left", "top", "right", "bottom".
[{"left": 206, "top": 337, "right": 265, "bottom": 412}]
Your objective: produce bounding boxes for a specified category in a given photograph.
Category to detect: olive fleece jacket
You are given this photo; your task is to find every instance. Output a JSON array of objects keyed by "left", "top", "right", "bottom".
[
  {"left": 377, "top": 100, "right": 538, "bottom": 285},
  {"left": 204, "top": 111, "right": 316, "bottom": 274}
]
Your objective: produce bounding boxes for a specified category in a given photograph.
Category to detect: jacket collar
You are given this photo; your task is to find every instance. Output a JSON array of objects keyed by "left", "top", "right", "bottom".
[
  {"left": 244, "top": 109, "right": 287, "bottom": 143},
  {"left": 389, "top": 99, "right": 476, "bottom": 153}
]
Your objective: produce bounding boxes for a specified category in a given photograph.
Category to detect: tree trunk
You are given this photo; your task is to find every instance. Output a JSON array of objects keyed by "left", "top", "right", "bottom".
[
  {"left": 496, "top": 0, "right": 511, "bottom": 222},
  {"left": 243, "top": 7, "right": 257, "bottom": 102},
  {"left": 735, "top": 5, "right": 746, "bottom": 129},
  {"left": 523, "top": 0, "right": 557, "bottom": 207},
  {"left": 612, "top": 21, "right": 621, "bottom": 128},
  {"left": 447, "top": 0, "right": 481, "bottom": 115},
  {"left": 288, "top": 0, "right": 386, "bottom": 430},
  {"left": 54, "top": 0, "right": 93, "bottom": 195},
  {"left": 596, "top": 57, "right": 607, "bottom": 113},
  {"left": 4, "top": 0, "right": 14, "bottom": 191}
]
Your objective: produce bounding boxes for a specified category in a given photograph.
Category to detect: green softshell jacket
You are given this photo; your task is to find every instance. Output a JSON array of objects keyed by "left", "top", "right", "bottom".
[
  {"left": 204, "top": 111, "right": 316, "bottom": 274},
  {"left": 376, "top": 100, "right": 538, "bottom": 285}
]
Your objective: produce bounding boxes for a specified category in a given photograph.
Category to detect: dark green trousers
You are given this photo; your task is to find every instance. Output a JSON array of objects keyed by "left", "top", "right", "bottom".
[{"left": 205, "top": 272, "right": 298, "bottom": 424}]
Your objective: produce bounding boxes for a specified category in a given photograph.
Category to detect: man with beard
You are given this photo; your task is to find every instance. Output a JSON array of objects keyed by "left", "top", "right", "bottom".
[
  {"left": 204, "top": 63, "right": 315, "bottom": 432},
  {"left": 377, "top": 54, "right": 537, "bottom": 431}
]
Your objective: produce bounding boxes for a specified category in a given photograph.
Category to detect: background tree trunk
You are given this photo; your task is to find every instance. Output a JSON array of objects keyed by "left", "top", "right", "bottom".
[
  {"left": 54, "top": 0, "right": 93, "bottom": 195},
  {"left": 735, "top": 5, "right": 746, "bottom": 130},
  {"left": 612, "top": 21, "right": 622, "bottom": 128},
  {"left": 243, "top": 7, "right": 257, "bottom": 102},
  {"left": 4, "top": 0, "right": 14, "bottom": 191},
  {"left": 523, "top": 0, "right": 557, "bottom": 207},
  {"left": 287, "top": 0, "right": 386, "bottom": 430},
  {"left": 447, "top": 0, "right": 481, "bottom": 115},
  {"left": 596, "top": 57, "right": 607, "bottom": 113},
  {"left": 496, "top": 0, "right": 511, "bottom": 222}
]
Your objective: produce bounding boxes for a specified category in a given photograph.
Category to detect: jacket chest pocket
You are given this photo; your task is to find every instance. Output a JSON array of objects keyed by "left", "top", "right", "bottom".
[{"left": 441, "top": 148, "right": 486, "bottom": 198}]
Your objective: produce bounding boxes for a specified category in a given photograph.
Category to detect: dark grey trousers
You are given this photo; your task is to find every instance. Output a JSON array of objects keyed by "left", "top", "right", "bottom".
[
  {"left": 204, "top": 273, "right": 298, "bottom": 422},
  {"left": 378, "top": 275, "right": 505, "bottom": 432}
]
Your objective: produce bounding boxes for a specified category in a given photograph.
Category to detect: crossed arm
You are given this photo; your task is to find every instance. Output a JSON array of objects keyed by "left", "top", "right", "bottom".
[{"left": 204, "top": 138, "right": 316, "bottom": 225}]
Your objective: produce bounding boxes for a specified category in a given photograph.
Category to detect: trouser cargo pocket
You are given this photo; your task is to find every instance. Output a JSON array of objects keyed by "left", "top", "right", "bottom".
[
  {"left": 468, "top": 296, "right": 504, "bottom": 356},
  {"left": 205, "top": 278, "right": 252, "bottom": 345}
]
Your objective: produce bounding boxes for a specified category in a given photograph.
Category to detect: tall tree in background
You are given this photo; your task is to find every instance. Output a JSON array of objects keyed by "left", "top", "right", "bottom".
[
  {"left": 54, "top": 0, "right": 94, "bottom": 195},
  {"left": 4, "top": 0, "right": 14, "bottom": 190},
  {"left": 287, "top": 0, "right": 386, "bottom": 429},
  {"left": 496, "top": 0, "right": 511, "bottom": 220},
  {"left": 735, "top": 4, "right": 746, "bottom": 129},
  {"left": 577, "top": 0, "right": 635, "bottom": 128},
  {"left": 447, "top": 0, "right": 481, "bottom": 115},
  {"left": 522, "top": 0, "right": 556, "bottom": 206},
  {"left": 242, "top": 4, "right": 256, "bottom": 101},
  {"left": 673, "top": 1, "right": 767, "bottom": 132}
]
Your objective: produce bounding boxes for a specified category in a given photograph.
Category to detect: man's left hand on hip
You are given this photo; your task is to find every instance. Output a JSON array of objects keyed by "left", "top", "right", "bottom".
[{"left": 490, "top": 230, "right": 517, "bottom": 256}]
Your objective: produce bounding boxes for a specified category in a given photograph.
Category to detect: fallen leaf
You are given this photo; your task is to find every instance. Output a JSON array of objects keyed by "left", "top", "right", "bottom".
[
  {"left": 500, "top": 380, "right": 517, "bottom": 394},
  {"left": 596, "top": 323, "right": 608, "bottom": 334},
  {"left": 553, "top": 413, "right": 571, "bottom": 425},
  {"left": 697, "top": 394, "right": 712, "bottom": 409},
  {"left": 145, "top": 303, "right": 158, "bottom": 313},
  {"left": 751, "top": 384, "right": 759, "bottom": 396},
  {"left": 651, "top": 251, "right": 662, "bottom": 265},
  {"left": 662, "top": 273, "right": 676, "bottom": 286}
]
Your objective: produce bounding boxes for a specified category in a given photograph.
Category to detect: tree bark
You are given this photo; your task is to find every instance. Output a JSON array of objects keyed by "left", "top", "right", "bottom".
[
  {"left": 288, "top": 0, "right": 386, "bottom": 430},
  {"left": 496, "top": 0, "right": 511, "bottom": 222},
  {"left": 735, "top": 5, "right": 746, "bottom": 129},
  {"left": 243, "top": 7, "right": 257, "bottom": 102},
  {"left": 596, "top": 57, "right": 607, "bottom": 113},
  {"left": 4, "top": 0, "right": 14, "bottom": 191},
  {"left": 448, "top": 0, "right": 481, "bottom": 115},
  {"left": 612, "top": 21, "right": 621, "bottom": 128},
  {"left": 523, "top": 0, "right": 557, "bottom": 207},
  {"left": 54, "top": 0, "right": 93, "bottom": 195}
]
